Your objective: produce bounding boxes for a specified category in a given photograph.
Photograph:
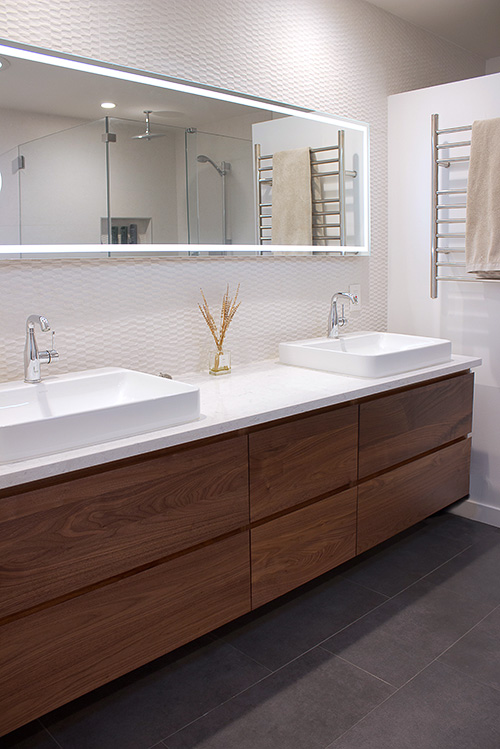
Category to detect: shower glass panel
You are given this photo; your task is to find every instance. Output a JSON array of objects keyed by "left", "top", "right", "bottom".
[
  {"left": 186, "top": 129, "right": 256, "bottom": 252},
  {"left": 106, "top": 117, "right": 188, "bottom": 246},
  {"left": 0, "top": 146, "right": 21, "bottom": 245},
  {"left": 185, "top": 128, "right": 199, "bottom": 248},
  {"left": 18, "top": 120, "right": 107, "bottom": 244}
]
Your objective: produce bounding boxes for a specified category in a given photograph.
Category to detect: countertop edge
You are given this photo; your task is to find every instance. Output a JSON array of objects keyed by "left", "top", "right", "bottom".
[{"left": 0, "top": 355, "right": 481, "bottom": 491}]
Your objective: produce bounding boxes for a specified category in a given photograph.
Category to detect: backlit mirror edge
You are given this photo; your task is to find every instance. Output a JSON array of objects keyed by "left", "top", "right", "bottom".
[{"left": 0, "top": 39, "right": 370, "bottom": 258}]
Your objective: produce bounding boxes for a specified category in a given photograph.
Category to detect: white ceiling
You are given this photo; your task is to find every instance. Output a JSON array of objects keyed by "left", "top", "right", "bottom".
[
  {"left": 364, "top": 0, "right": 500, "bottom": 59},
  {"left": 0, "top": 53, "right": 268, "bottom": 128}
]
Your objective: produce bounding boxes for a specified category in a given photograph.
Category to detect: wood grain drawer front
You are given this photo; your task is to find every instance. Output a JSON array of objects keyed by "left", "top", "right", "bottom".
[
  {"left": 251, "top": 488, "right": 357, "bottom": 608},
  {"left": 357, "top": 438, "right": 471, "bottom": 554},
  {"left": 0, "top": 532, "right": 250, "bottom": 737},
  {"left": 0, "top": 435, "right": 248, "bottom": 619},
  {"left": 358, "top": 372, "right": 473, "bottom": 479},
  {"left": 249, "top": 405, "right": 358, "bottom": 521}
]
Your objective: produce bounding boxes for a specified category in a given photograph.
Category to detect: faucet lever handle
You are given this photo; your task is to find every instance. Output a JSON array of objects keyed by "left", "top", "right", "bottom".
[{"left": 48, "top": 331, "right": 59, "bottom": 361}]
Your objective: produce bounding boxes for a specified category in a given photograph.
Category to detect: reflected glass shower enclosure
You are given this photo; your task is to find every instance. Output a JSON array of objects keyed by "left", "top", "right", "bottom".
[{"left": 0, "top": 117, "right": 255, "bottom": 248}]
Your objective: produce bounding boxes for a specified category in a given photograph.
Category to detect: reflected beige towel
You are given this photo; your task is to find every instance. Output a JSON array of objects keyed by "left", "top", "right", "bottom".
[
  {"left": 271, "top": 147, "right": 312, "bottom": 245},
  {"left": 466, "top": 117, "right": 500, "bottom": 277}
]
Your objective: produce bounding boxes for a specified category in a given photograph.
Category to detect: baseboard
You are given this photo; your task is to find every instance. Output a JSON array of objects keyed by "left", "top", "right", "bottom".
[{"left": 448, "top": 497, "right": 500, "bottom": 529}]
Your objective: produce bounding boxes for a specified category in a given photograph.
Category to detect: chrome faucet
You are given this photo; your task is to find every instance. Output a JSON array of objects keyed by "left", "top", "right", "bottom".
[
  {"left": 328, "top": 292, "right": 358, "bottom": 338},
  {"left": 24, "top": 315, "right": 59, "bottom": 383}
]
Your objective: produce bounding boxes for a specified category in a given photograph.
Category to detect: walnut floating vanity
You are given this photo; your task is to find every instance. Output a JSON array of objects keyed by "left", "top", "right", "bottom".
[{"left": 0, "top": 357, "right": 479, "bottom": 736}]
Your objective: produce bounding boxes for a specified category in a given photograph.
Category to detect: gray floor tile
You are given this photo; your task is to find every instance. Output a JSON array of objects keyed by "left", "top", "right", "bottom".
[
  {"left": 164, "top": 647, "right": 394, "bottom": 749},
  {"left": 439, "top": 605, "right": 500, "bottom": 690},
  {"left": 424, "top": 535, "right": 500, "bottom": 607},
  {"left": 322, "top": 578, "right": 493, "bottom": 687},
  {"left": 215, "top": 574, "right": 386, "bottom": 671},
  {"left": 0, "top": 722, "right": 58, "bottom": 749},
  {"left": 329, "top": 661, "right": 500, "bottom": 749},
  {"left": 340, "top": 522, "right": 469, "bottom": 597},
  {"left": 423, "top": 512, "right": 500, "bottom": 544},
  {"left": 42, "top": 637, "right": 269, "bottom": 749}
]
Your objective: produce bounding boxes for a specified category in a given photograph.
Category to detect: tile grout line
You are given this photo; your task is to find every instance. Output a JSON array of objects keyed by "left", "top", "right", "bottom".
[
  {"left": 220, "top": 637, "right": 274, "bottom": 673},
  {"left": 324, "top": 601, "right": 500, "bottom": 748},
  {"left": 336, "top": 574, "right": 391, "bottom": 599},
  {"left": 37, "top": 720, "right": 64, "bottom": 749},
  {"left": 317, "top": 648, "right": 397, "bottom": 689},
  {"left": 432, "top": 601, "right": 500, "bottom": 695}
]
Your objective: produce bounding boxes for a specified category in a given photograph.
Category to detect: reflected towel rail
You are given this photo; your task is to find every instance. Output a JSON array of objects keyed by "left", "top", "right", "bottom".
[{"left": 255, "top": 130, "right": 357, "bottom": 246}]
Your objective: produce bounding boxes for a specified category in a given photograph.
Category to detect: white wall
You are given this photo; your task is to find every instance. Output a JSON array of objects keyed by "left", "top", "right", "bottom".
[
  {"left": 0, "top": 0, "right": 484, "bottom": 384},
  {"left": 388, "top": 72, "right": 500, "bottom": 528},
  {"left": 0, "top": 107, "right": 84, "bottom": 154}
]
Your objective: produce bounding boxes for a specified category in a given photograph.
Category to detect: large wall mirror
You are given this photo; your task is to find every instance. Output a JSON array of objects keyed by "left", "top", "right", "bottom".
[{"left": 0, "top": 40, "right": 369, "bottom": 258}]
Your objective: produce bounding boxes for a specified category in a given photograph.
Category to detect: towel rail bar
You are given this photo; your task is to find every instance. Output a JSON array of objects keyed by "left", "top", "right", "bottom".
[
  {"left": 437, "top": 156, "right": 470, "bottom": 165},
  {"left": 436, "top": 124, "right": 472, "bottom": 134},
  {"left": 436, "top": 275, "right": 500, "bottom": 283},
  {"left": 436, "top": 140, "right": 471, "bottom": 149}
]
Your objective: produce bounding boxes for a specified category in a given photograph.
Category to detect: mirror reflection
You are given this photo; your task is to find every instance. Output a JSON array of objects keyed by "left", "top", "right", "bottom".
[{"left": 0, "top": 44, "right": 369, "bottom": 256}]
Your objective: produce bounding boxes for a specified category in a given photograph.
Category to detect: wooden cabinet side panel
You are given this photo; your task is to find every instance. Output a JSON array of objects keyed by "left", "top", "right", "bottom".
[
  {"left": 0, "top": 533, "right": 250, "bottom": 738},
  {"left": 249, "top": 405, "right": 358, "bottom": 521},
  {"left": 359, "top": 373, "right": 474, "bottom": 478},
  {"left": 251, "top": 488, "right": 357, "bottom": 608},
  {"left": 0, "top": 436, "right": 249, "bottom": 619},
  {"left": 357, "top": 439, "right": 471, "bottom": 554}
]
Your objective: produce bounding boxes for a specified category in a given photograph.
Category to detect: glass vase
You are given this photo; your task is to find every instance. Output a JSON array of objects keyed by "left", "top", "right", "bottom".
[{"left": 209, "top": 349, "right": 231, "bottom": 376}]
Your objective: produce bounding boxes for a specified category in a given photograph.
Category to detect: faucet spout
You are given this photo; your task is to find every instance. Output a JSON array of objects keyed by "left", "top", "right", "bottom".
[
  {"left": 24, "top": 315, "right": 59, "bottom": 383},
  {"left": 328, "top": 292, "right": 358, "bottom": 339}
]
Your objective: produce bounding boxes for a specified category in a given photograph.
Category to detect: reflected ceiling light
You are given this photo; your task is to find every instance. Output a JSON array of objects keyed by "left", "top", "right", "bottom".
[
  {"left": 0, "top": 56, "right": 10, "bottom": 71},
  {"left": 101, "top": 102, "right": 116, "bottom": 109}
]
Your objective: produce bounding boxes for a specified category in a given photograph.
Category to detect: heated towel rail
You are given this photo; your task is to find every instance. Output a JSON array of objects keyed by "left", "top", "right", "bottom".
[
  {"left": 431, "top": 113, "right": 500, "bottom": 298},
  {"left": 255, "top": 130, "right": 357, "bottom": 247}
]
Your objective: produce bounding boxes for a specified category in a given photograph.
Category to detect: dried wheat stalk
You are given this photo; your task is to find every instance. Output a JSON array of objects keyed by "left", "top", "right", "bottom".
[{"left": 199, "top": 284, "right": 241, "bottom": 353}]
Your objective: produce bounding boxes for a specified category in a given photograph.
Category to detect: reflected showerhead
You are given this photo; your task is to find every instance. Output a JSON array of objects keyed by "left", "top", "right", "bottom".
[
  {"left": 132, "top": 110, "right": 165, "bottom": 140},
  {"left": 196, "top": 154, "right": 230, "bottom": 176}
]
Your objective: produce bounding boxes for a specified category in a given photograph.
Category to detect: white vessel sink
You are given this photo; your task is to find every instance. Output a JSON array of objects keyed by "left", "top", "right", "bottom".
[
  {"left": 0, "top": 367, "right": 200, "bottom": 463},
  {"left": 279, "top": 332, "right": 452, "bottom": 378}
]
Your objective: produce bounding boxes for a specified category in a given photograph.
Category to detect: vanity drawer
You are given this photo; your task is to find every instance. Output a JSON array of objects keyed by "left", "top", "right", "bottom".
[
  {"left": 357, "top": 438, "right": 471, "bottom": 553},
  {"left": 251, "top": 487, "right": 357, "bottom": 607},
  {"left": 358, "top": 372, "right": 473, "bottom": 478},
  {"left": 249, "top": 405, "right": 358, "bottom": 521},
  {"left": 0, "top": 434, "right": 248, "bottom": 619},
  {"left": 0, "top": 532, "right": 250, "bottom": 737}
]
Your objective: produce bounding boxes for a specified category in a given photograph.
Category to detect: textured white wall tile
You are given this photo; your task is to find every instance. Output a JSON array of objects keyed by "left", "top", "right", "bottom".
[{"left": 0, "top": 0, "right": 484, "bottom": 381}]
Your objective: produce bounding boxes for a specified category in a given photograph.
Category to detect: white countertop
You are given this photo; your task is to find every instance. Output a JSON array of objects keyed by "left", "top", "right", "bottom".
[{"left": 0, "top": 355, "right": 481, "bottom": 491}]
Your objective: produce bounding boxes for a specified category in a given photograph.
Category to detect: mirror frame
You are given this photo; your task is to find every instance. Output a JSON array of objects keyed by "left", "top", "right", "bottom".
[{"left": 0, "top": 38, "right": 370, "bottom": 258}]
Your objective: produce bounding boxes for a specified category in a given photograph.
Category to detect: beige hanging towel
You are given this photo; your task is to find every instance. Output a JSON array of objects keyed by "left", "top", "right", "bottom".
[
  {"left": 465, "top": 117, "right": 500, "bottom": 278},
  {"left": 271, "top": 147, "right": 312, "bottom": 245}
]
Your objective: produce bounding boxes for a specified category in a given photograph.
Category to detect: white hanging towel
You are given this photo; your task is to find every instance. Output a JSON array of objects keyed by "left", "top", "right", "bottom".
[
  {"left": 465, "top": 117, "right": 500, "bottom": 278},
  {"left": 271, "top": 147, "right": 312, "bottom": 245}
]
